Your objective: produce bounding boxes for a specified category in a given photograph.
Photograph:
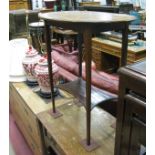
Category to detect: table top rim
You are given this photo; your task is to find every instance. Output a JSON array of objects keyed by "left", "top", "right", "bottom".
[{"left": 39, "top": 10, "right": 135, "bottom": 24}]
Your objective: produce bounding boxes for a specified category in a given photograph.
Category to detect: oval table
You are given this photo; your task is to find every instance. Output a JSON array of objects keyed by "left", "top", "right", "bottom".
[{"left": 39, "top": 10, "right": 135, "bottom": 151}]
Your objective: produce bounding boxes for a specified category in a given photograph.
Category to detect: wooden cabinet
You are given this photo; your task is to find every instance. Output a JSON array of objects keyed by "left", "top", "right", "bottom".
[
  {"left": 9, "top": 0, "right": 30, "bottom": 10},
  {"left": 114, "top": 60, "right": 146, "bottom": 155},
  {"left": 9, "top": 82, "right": 73, "bottom": 155}
]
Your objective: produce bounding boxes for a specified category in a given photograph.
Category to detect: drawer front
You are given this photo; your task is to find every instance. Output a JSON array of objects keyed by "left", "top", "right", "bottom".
[{"left": 125, "top": 94, "right": 146, "bottom": 122}]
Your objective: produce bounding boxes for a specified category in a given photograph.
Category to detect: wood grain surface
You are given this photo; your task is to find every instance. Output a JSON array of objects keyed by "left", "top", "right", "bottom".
[{"left": 38, "top": 102, "right": 116, "bottom": 155}]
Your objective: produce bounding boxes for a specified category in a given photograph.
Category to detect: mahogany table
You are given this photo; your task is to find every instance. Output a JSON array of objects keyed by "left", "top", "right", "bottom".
[{"left": 39, "top": 10, "right": 134, "bottom": 151}]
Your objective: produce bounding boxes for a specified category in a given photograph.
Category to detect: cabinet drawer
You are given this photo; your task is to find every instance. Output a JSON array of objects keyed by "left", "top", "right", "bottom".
[{"left": 125, "top": 94, "right": 146, "bottom": 122}]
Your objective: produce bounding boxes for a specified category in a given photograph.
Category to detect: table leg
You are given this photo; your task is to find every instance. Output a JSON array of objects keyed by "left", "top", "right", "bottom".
[
  {"left": 78, "top": 33, "right": 83, "bottom": 77},
  {"left": 80, "top": 28, "right": 99, "bottom": 151},
  {"left": 45, "top": 21, "right": 62, "bottom": 118},
  {"left": 84, "top": 29, "right": 92, "bottom": 146}
]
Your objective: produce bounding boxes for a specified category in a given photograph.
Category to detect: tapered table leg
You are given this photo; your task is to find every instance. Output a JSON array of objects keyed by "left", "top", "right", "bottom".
[
  {"left": 80, "top": 28, "right": 99, "bottom": 151},
  {"left": 45, "top": 21, "right": 62, "bottom": 118}
]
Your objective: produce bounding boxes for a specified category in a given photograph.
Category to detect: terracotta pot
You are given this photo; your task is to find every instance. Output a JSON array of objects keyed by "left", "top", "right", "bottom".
[
  {"left": 22, "top": 46, "right": 40, "bottom": 82},
  {"left": 34, "top": 56, "right": 59, "bottom": 94}
]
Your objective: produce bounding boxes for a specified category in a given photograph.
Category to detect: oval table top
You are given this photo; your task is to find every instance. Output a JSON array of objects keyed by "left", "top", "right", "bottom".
[{"left": 39, "top": 10, "right": 135, "bottom": 24}]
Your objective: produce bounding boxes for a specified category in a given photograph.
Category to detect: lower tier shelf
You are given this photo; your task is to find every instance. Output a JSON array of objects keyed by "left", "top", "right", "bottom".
[{"left": 57, "top": 78, "right": 117, "bottom": 109}]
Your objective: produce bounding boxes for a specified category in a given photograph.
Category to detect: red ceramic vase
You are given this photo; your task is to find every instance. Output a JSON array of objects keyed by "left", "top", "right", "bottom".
[
  {"left": 22, "top": 46, "right": 40, "bottom": 82},
  {"left": 34, "top": 55, "right": 59, "bottom": 94}
]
